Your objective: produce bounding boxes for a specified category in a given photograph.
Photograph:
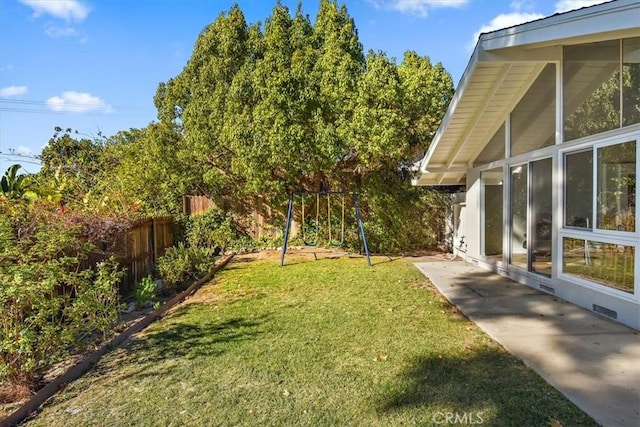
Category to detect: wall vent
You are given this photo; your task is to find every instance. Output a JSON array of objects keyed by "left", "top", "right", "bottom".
[
  {"left": 592, "top": 304, "right": 617, "bottom": 319},
  {"left": 539, "top": 284, "right": 555, "bottom": 294}
]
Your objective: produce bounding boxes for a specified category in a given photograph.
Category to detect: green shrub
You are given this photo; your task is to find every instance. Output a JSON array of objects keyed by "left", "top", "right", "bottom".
[
  {"left": 0, "top": 200, "right": 126, "bottom": 392},
  {"left": 174, "top": 208, "right": 257, "bottom": 253},
  {"left": 134, "top": 275, "right": 157, "bottom": 308},
  {"left": 360, "top": 174, "right": 452, "bottom": 254},
  {"left": 187, "top": 209, "right": 237, "bottom": 250},
  {"left": 156, "top": 244, "right": 217, "bottom": 290},
  {"left": 172, "top": 213, "right": 191, "bottom": 246}
]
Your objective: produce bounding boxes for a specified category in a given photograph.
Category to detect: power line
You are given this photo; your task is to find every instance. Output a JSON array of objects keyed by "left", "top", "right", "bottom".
[
  {"left": 0, "top": 97, "right": 113, "bottom": 110},
  {"left": 0, "top": 107, "right": 98, "bottom": 115},
  {"left": 0, "top": 157, "right": 42, "bottom": 166},
  {"left": 0, "top": 151, "right": 42, "bottom": 161}
]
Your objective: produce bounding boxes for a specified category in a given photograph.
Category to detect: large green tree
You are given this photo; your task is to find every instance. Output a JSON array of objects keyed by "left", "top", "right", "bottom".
[
  {"left": 154, "top": 5, "right": 252, "bottom": 210},
  {"left": 110, "top": 123, "right": 193, "bottom": 216},
  {"left": 149, "top": 1, "right": 454, "bottom": 250}
]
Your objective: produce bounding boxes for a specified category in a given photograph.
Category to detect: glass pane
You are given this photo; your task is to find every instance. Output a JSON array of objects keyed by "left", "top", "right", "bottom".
[
  {"left": 563, "top": 238, "right": 634, "bottom": 293},
  {"left": 564, "top": 40, "right": 620, "bottom": 141},
  {"left": 597, "top": 141, "right": 636, "bottom": 232},
  {"left": 474, "top": 124, "right": 505, "bottom": 167},
  {"left": 622, "top": 37, "right": 640, "bottom": 128},
  {"left": 531, "top": 158, "right": 553, "bottom": 277},
  {"left": 482, "top": 168, "right": 503, "bottom": 260},
  {"left": 565, "top": 150, "right": 593, "bottom": 229},
  {"left": 510, "top": 164, "right": 528, "bottom": 269},
  {"left": 511, "top": 64, "right": 556, "bottom": 156}
]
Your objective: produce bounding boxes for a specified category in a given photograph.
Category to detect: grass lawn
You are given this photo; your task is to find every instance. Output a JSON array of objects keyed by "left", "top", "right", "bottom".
[{"left": 24, "top": 252, "right": 596, "bottom": 426}]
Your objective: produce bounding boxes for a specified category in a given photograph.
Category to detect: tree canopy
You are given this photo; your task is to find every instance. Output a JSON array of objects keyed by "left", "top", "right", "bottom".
[
  {"left": 31, "top": 0, "right": 455, "bottom": 250},
  {"left": 153, "top": 0, "right": 454, "bottom": 206}
]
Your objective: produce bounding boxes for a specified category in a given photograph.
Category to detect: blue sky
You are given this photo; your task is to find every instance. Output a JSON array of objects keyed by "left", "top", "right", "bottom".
[{"left": 0, "top": 0, "right": 609, "bottom": 173}]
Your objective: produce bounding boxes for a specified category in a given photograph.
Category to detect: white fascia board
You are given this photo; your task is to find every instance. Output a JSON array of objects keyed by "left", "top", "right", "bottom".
[
  {"left": 418, "top": 0, "right": 639, "bottom": 179},
  {"left": 419, "top": 40, "right": 481, "bottom": 174},
  {"left": 480, "top": 0, "right": 640, "bottom": 51}
]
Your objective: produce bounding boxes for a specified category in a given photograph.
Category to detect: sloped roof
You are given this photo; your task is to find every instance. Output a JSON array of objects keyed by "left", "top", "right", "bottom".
[{"left": 413, "top": 0, "right": 640, "bottom": 186}]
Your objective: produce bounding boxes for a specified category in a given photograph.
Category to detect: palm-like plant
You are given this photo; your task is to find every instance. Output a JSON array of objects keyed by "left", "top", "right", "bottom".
[{"left": 1, "top": 164, "right": 35, "bottom": 199}]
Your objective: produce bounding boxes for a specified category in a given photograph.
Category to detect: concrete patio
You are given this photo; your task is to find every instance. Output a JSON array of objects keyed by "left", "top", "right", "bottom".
[{"left": 414, "top": 258, "right": 640, "bottom": 427}]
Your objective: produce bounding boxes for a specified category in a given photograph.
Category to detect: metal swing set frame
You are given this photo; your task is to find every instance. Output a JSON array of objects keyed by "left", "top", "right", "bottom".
[{"left": 280, "top": 191, "right": 371, "bottom": 266}]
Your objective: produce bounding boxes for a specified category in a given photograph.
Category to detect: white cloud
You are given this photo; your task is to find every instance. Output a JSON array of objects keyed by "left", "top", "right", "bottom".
[
  {"left": 469, "top": 11, "right": 545, "bottom": 49},
  {"left": 554, "top": 0, "right": 611, "bottom": 14},
  {"left": 46, "top": 91, "right": 113, "bottom": 114},
  {"left": 368, "top": 0, "right": 468, "bottom": 17},
  {"left": 19, "top": 0, "right": 89, "bottom": 22},
  {"left": 468, "top": 0, "right": 610, "bottom": 49},
  {"left": 0, "top": 86, "right": 28, "bottom": 98},
  {"left": 476, "top": 12, "right": 544, "bottom": 37},
  {"left": 45, "top": 24, "right": 79, "bottom": 38}
]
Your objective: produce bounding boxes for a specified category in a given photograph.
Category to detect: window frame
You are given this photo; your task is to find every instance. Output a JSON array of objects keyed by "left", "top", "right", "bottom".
[{"left": 559, "top": 131, "right": 640, "bottom": 299}]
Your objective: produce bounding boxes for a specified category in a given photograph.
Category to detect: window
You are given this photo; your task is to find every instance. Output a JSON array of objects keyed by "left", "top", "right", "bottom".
[
  {"left": 623, "top": 37, "right": 640, "bottom": 128},
  {"left": 565, "top": 150, "right": 593, "bottom": 229},
  {"left": 563, "top": 238, "right": 634, "bottom": 293},
  {"left": 562, "top": 139, "right": 637, "bottom": 292},
  {"left": 564, "top": 40, "right": 620, "bottom": 141},
  {"left": 511, "top": 64, "right": 556, "bottom": 156},
  {"left": 564, "top": 37, "right": 640, "bottom": 142},
  {"left": 509, "top": 159, "right": 553, "bottom": 276},
  {"left": 474, "top": 124, "right": 505, "bottom": 167},
  {"left": 481, "top": 168, "right": 503, "bottom": 260},
  {"left": 530, "top": 158, "right": 553, "bottom": 277},
  {"left": 597, "top": 141, "right": 636, "bottom": 232},
  {"left": 510, "top": 164, "right": 528, "bottom": 269},
  {"left": 564, "top": 140, "right": 636, "bottom": 233}
]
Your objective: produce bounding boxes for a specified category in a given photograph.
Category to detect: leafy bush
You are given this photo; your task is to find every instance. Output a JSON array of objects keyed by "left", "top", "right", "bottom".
[
  {"left": 134, "top": 275, "right": 157, "bottom": 308},
  {"left": 360, "top": 174, "right": 452, "bottom": 254},
  {"left": 174, "top": 208, "right": 256, "bottom": 253},
  {"left": 156, "top": 244, "right": 217, "bottom": 290},
  {"left": 0, "top": 199, "right": 126, "bottom": 395}
]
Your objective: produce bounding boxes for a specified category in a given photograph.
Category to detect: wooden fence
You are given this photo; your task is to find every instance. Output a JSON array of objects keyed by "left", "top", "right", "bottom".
[
  {"left": 118, "top": 216, "right": 174, "bottom": 295},
  {"left": 183, "top": 195, "right": 215, "bottom": 215},
  {"left": 182, "top": 195, "right": 280, "bottom": 240}
]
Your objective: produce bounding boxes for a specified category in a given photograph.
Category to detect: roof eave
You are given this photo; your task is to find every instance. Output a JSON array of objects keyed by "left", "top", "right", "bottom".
[{"left": 416, "top": 0, "right": 640, "bottom": 186}]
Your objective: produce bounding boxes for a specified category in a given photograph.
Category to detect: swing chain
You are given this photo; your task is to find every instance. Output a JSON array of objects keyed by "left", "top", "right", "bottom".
[{"left": 327, "top": 194, "right": 346, "bottom": 247}]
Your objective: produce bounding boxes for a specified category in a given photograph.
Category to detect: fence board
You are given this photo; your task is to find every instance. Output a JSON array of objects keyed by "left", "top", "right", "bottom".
[
  {"left": 183, "top": 195, "right": 215, "bottom": 215},
  {"left": 117, "top": 216, "right": 174, "bottom": 295},
  {"left": 183, "top": 195, "right": 280, "bottom": 240}
]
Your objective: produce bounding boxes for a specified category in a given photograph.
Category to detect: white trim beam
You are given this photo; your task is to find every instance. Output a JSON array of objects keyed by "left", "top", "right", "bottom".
[{"left": 444, "top": 64, "right": 512, "bottom": 169}]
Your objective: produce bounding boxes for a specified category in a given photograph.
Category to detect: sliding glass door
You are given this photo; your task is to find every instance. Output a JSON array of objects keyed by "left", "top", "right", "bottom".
[
  {"left": 509, "top": 158, "right": 553, "bottom": 277},
  {"left": 481, "top": 168, "right": 504, "bottom": 261}
]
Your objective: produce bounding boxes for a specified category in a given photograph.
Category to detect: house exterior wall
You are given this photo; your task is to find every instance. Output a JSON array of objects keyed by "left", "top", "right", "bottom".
[
  {"left": 462, "top": 132, "right": 640, "bottom": 329},
  {"left": 461, "top": 126, "right": 640, "bottom": 329},
  {"left": 418, "top": 3, "right": 640, "bottom": 330},
  {"left": 455, "top": 35, "right": 640, "bottom": 329}
]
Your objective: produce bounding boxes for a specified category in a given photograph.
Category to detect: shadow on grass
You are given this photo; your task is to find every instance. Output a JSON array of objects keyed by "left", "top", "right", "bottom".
[
  {"left": 84, "top": 304, "right": 272, "bottom": 382},
  {"left": 370, "top": 255, "right": 402, "bottom": 266},
  {"left": 379, "top": 349, "right": 597, "bottom": 426},
  {"left": 134, "top": 310, "right": 266, "bottom": 355},
  {"left": 33, "top": 303, "right": 272, "bottom": 416}
]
